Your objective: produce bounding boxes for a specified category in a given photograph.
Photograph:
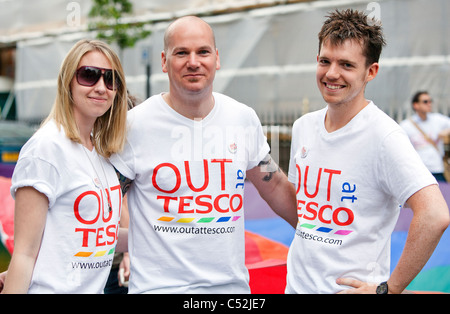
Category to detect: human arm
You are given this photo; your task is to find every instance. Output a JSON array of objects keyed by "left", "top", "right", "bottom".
[
  {"left": 337, "top": 184, "right": 449, "bottom": 294},
  {"left": 116, "top": 168, "right": 133, "bottom": 197},
  {"left": 246, "top": 154, "right": 298, "bottom": 229},
  {"left": 1, "top": 187, "right": 48, "bottom": 294},
  {"left": 0, "top": 271, "right": 6, "bottom": 292},
  {"left": 114, "top": 169, "right": 131, "bottom": 253},
  {"left": 118, "top": 252, "right": 130, "bottom": 287},
  {"left": 116, "top": 191, "right": 131, "bottom": 254},
  {"left": 438, "top": 114, "right": 450, "bottom": 141},
  {"left": 438, "top": 128, "right": 450, "bottom": 141},
  {"left": 116, "top": 194, "right": 130, "bottom": 285},
  {"left": 387, "top": 184, "right": 449, "bottom": 293}
]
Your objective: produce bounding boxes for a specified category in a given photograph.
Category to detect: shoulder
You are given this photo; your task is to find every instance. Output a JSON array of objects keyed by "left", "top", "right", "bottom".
[
  {"left": 126, "top": 94, "right": 160, "bottom": 119},
  {"left": 19, "top": 120, "right": 71, "bottom": 157},
  {"left": 124, "top": 94, "right": 165, "bottom": 136},
  {"left": 214, "top": 92, "right": 253, "bottom": 111},
  {"left": 292, "top": 107, "right": 325, "bottom": 130},
  {"left": 363, "top": 106, "right": 415, "bottom": 157},
  {"left": 372, "top": 105, "right": 418, "bottom": 157},
  {"left": 399, "top": 117, "right": 412, "bottom": 128},
  {"left": 213, "top": 92, "right": 260, "bottom": 122},
  {"left": 365, "top": 103, "right": 404, "bottom": 136},
  {"left": 429, "top": 112, "right": 450, "bottom": 124},
  {"left": 428, "top": 112, "right": 448, "bottom": 119},
  {"left": 398, "top": 116, "right": 419, "bottom": 135}
]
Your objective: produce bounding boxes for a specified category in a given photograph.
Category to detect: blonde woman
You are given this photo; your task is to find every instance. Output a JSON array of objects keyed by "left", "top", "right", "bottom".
[{"left": 1, "top": 39, "right": 128, "bottom": 293}]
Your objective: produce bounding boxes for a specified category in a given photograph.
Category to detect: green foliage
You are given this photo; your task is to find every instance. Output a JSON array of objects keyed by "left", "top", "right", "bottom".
[{"left": 88, "top": 0, "right": 151, "bottom": 50}]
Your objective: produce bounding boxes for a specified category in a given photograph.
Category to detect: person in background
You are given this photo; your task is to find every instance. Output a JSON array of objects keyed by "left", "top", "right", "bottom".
[
  {"left": 400, "top": 91, "right": 450, "bottom": 182},
  {"left": 286, "top": 9, "right": 449, "bottom": 294},
  {"left": 0, "top": 39, "right": 129, "bottom": 293}
]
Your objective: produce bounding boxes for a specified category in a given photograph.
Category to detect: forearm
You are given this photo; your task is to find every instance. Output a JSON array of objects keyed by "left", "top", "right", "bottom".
[
  {"left": 247, "top": 154, "right": 298, "bottom": 229},
  {"left": 1, "top": 254, "right": 36, "bottom": 294},
  {"left": 337, "top": 185, "right": 449, "bottom": 294},
  {"left": 2, "top": 187, "right": 48, "bottom": 294},
  {"left": 388, "top": 211, "right": 447, "bottom": 293},
  {"left": 261, "top": 176, "right": 298, "bottom": 228},
  {"left": 388, "top": 185, "right": 449, "bottom": 294},
  {"left": 116, "top": 227, "right": 128, "bottom": 253}
]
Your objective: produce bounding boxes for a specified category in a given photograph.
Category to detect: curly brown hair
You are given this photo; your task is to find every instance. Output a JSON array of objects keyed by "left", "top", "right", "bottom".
[{"left": 318, "top": 9, "right": 386, "bottom": 67}]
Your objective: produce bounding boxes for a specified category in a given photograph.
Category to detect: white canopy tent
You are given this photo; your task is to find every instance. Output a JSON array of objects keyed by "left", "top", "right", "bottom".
[{"left": 1, "top": 0, "right": 449, "bottom": 124}]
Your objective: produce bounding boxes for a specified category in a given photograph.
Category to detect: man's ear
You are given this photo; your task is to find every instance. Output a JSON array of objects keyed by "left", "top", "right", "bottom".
[
  {"left": 366, "top": 62, "right": 379, "bottom": 82},
  {"left": 215, "top": 48, "right": 221, "bottom": 71},
  {"left": 161, "top": 50, "right": 168, "bottom": 73}
]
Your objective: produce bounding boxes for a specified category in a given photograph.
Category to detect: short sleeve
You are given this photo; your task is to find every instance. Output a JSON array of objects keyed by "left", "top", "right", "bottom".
[
  {"left": 109, "top": 139, "right": 137, "bottom": 180},
  {"left": 438, "top": 114, "right": 450, "bottom": 129},
  {"left": 10, "top": 156, "right": 60, "bottom": 207},
  {"left": 244, "top": 108, "right": 270, "bottom": 170},
  {"left": 378, "top": 129, "right": 437, "bottom": 205},
  {"left": 288, "top": 120, "right": 300, "bottom": 184}
]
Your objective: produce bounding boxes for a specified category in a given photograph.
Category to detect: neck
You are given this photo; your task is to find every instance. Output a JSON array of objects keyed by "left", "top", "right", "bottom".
[
  {"left": 80, "top": 134, "right": 93, "bottom": 151},
  {"left": 77, "top": 120, "right": 95, "bottom": 150},
  {"left": 73, "top": 110, "right": 96, "bottom": 150},
  {"left": 417, "top": 112, "right": 427, "bottom": 121},
  {"left": 163, "top": 90, "right": 215, "bottom": 120},
  {"left": 325, "top": 99, "right": 369, "bottom": 133}
]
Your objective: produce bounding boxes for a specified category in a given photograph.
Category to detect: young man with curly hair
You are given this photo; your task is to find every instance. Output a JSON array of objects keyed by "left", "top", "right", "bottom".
[{"left": 286, "top": 9, "right": 449, "bottom": 294}]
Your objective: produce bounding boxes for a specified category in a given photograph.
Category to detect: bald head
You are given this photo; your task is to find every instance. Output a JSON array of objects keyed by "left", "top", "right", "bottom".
[{"left": 163, "top": 16, "right": 216, "bottom": 53}]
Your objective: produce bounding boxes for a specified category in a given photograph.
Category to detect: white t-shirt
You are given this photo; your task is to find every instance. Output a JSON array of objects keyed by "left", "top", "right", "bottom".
[
  {"left": 110, "top": 92, "right": 270, "bottom": 294},
  {"left": 11, "top": 120, "right": 122, "bottom": 294},
  {"left": 286, "top": 102, "right": 436, "bottom": 294},
  {"left": 400, "top": 113, "right": 450, "bottom": 173}
]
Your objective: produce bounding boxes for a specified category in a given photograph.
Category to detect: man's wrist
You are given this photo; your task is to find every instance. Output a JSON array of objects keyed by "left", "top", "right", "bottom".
[
  {"left": 383, "top": 280, "right": 404, "bottom": 294},
  {"left": 376, "top": 281, "right": 388, "bottom": 294}
]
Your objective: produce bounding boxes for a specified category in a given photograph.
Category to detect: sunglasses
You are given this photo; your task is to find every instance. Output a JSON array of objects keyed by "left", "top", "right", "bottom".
[{"left": 76, "top": 66, "right": 121, "bottom": 91}]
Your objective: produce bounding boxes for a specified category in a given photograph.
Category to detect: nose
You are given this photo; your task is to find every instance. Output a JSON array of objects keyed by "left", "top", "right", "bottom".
[
  {"left": 187, "top": 52, "right": 200, "bottom": 69},
  {"left": 94, "top": 74, "right": 107, "bottom": 93},
  {"left": 325, "top": 63, "right": 340, "bottom": 81}
]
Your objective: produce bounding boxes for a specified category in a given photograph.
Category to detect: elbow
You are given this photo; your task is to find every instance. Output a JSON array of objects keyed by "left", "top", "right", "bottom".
[
  {"left": 411, "top": 185, "right": 450, "bottom": 234},
  {"left": 434, "top": 205, "right": 450, "bottom": 235},
  {"left": 440, "top": 211, "right": 450, "bottom": 233}
]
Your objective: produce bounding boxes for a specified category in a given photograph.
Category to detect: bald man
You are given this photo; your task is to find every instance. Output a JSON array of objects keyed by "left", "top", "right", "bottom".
[{"left": 110, "top": 16, "right": 297, "bottom": 294}]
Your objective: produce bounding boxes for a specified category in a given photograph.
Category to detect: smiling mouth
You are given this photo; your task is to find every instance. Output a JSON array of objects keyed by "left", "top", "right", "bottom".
[
  {"left": 324, "top": 82, "right": 346, "bottom": 90},
  {"left": 184, "top": 73, "right": 203, "bottom": 78},
  {"left": 89, "top": 97, "right": 107, "bottom": 102},
  {"left": 184, "top": 74, "right": 205, "bottom": 83}
]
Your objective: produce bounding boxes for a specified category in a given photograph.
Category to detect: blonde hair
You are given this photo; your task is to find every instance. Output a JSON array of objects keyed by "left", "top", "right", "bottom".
[{"left": 44, "top": 39, "right": 127, "bottom": 158}]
